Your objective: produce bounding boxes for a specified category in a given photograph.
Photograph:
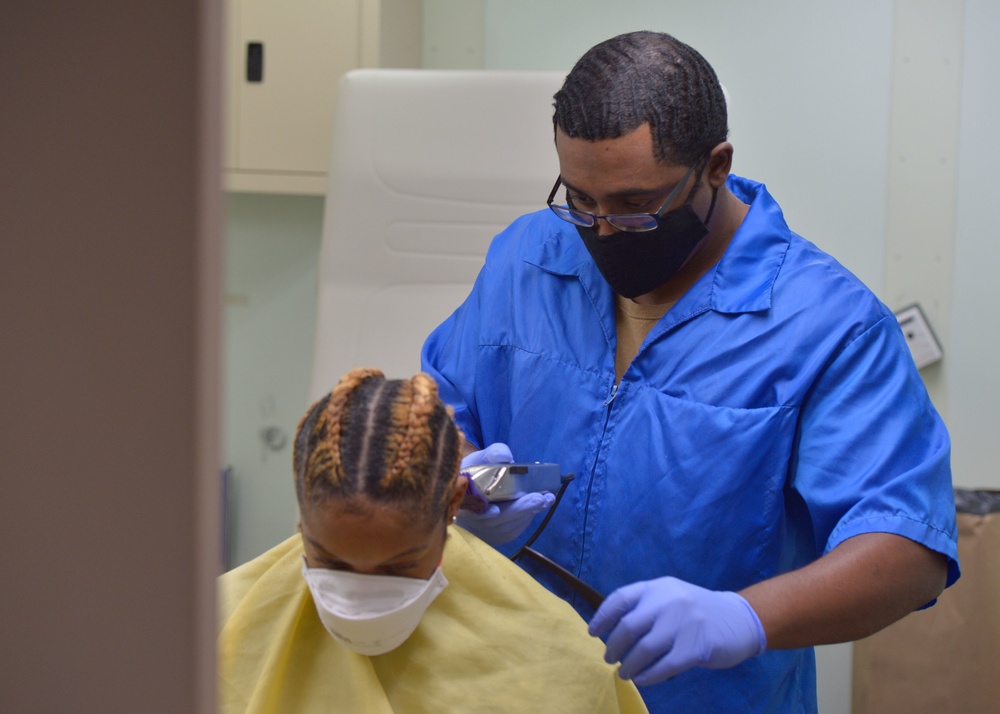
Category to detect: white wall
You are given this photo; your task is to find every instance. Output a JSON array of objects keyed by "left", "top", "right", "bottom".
[
  {"left": 949, "top": 0, "right": 1000, "bottom": 491},
  {"left": 223, "top": 193, "right": 324, "bottom": 567}
]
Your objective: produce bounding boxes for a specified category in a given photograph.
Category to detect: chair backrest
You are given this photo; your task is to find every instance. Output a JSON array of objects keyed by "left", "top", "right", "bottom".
[{"left": 309, "top": 68, "right": 565, "bottom": 399}]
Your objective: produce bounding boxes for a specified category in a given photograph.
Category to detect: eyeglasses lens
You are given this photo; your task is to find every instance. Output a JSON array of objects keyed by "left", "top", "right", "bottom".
[{"left": 549, "top": 205, "right": 659, "bottom": 232}]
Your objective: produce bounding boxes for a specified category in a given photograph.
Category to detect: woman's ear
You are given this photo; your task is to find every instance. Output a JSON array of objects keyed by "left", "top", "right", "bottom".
[{"left": 446, "top": 476, "right": 468, "bottom": 522}]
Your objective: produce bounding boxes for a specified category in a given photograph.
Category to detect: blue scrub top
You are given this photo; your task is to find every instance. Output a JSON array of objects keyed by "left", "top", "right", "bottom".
[{"left": 422, "top": 176, "right": 959, "bottom": 713}]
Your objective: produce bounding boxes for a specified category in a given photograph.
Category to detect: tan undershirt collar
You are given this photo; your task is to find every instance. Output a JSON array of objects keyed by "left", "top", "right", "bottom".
[{"left": 614, "top": 294, "right": 675, "bottom": 383}]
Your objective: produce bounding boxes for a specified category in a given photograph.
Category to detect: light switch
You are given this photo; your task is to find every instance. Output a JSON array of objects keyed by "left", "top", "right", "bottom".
[{"left": 895, "top": 304, "right": 943, "bottom": 369}]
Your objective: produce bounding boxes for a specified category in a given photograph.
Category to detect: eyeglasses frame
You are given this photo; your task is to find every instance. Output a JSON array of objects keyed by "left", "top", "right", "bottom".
[{"left": 546, "top": 161, "right": 699, "bottom": 233}]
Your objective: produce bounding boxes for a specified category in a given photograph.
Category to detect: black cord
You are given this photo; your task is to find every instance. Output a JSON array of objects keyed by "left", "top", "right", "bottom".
[
  {"left": 516, "top": 547, "right": 606, "bottom": 611},
  {"left": 509, "top": 474, "right": 607, "bottom": 610},
  {"left": 510, "top": 473, "right": 573, "bottom": 560}
]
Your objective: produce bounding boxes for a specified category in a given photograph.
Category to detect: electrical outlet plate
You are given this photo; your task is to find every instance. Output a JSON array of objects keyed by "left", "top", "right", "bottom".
[{"left": 895, "top": 304, "right": 943, "bottom": 369}]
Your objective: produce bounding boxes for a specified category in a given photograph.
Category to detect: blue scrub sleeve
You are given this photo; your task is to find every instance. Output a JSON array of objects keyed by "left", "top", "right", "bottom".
[
  {"left": 792, "top": 314, "right": 960, "bottom": 587},
  {"left": 421, "top": 282, "right": 485, "bottom": 450}
]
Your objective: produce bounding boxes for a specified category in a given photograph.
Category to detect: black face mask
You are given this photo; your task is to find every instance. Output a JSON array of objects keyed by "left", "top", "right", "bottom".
[{"left": 577, "top": 187, "right": 719, "bottom": 299}]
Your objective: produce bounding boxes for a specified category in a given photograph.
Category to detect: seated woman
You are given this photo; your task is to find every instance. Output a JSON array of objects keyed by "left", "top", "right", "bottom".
[{"left": 218, "top": 368, "right": 647, "bottom": 714}]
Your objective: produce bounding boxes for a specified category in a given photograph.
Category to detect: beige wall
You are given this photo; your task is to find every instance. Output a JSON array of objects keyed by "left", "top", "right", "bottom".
[{"left": 0, "top": 2, "right": 222, "bottom": 712}]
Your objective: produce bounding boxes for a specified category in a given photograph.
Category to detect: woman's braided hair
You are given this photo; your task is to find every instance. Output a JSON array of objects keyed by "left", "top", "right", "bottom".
[
  {"left": 293, "top": 368, "right": 462, "bottom": 527},
  {"left": 553, "top": 31, "right": 728, "bottom": 166}
]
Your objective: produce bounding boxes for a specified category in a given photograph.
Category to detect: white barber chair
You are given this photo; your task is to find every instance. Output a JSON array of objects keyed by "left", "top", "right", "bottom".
[{"left": 309, "top": 69, "right": 565, "bottom": 398}]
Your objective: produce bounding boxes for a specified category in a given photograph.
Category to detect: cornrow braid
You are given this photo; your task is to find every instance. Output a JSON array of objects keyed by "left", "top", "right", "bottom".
[
  {"left": 293, "top": 368, "right": 462, "bottom": 528},
  {"left": 380, "top": 374, "right": 434, "bottom": 490},
  {"left": 553, "top": 31, "right": 728, "bottom": 166}
]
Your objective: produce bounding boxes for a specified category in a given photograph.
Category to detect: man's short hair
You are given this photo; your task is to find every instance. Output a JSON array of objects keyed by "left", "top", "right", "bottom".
[{"left": 553, "top": 31, "right": 728, "bottom": 166}]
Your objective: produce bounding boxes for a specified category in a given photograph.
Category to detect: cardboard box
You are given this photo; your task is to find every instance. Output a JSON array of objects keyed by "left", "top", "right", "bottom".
[{"left": 852, "top": 491, "right": 1000, "bottom": 713}]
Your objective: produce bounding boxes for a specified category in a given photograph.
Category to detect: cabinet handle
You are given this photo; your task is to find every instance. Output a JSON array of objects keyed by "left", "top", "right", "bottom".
[{"left": 246, "top": 42, "right": 264, "bottom": 83}]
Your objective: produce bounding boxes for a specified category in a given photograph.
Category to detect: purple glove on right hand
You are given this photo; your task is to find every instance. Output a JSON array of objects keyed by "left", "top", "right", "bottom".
[
  {"left": 456, "top": 442, "right": 556, "bottom": 547},
  {"left": 588, "top": 576, "right": 767, "bottom": 686}
]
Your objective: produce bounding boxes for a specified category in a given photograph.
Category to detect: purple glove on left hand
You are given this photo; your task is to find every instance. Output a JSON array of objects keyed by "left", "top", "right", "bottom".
[
  {"left": 455, "top": 443, "right": 555, "bottom": 547},
  {"left": 588, "top": 576, "right": 767, "bottom": 686}
]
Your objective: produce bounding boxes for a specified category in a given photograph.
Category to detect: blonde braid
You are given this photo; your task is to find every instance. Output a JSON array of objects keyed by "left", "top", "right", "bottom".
[
  {"left": 326, "top": 367, "right": 384, "bottom": 488},
  {"left": 380, "top": 374, "right": 437, "bottom": 493},
  {"left": 295, "top": 367, "right": 383, "bottom": 504}
]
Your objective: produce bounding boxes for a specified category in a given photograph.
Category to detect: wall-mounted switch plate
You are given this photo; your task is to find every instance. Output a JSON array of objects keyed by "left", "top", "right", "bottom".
[{"left": 895, "top": 304, "right": 943, "bottom": 369}]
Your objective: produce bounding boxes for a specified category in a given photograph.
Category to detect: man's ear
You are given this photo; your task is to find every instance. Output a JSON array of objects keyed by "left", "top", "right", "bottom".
[{"left": 707, "top": 141, "right": 734, "bottom": 187}]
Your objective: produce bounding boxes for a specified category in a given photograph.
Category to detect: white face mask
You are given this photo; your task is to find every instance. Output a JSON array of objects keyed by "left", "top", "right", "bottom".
[{"left": 302, "top": 560, "right": 448, "bottom": 656}]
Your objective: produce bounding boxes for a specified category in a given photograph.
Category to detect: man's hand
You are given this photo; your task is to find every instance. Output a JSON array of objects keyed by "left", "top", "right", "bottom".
[
  {"left": 455, "top": 443, "right": 556, "bottom": 546},
  {"left": 589, "top": 576, "right": 766, "bottom": 686}
]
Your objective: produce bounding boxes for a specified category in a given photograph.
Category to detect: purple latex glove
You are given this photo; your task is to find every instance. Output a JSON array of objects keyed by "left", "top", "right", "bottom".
[
  {"left": 588, "top": 576, "right": 767, "bottom": 686},
  {"left": 457, "top": 442, "right": 556, "bottom": 546}
]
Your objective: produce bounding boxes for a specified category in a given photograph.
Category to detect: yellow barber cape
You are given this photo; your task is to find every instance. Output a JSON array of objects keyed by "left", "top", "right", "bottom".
[{"left": 219, "top": 527, "right": 648, "bottom": 714}]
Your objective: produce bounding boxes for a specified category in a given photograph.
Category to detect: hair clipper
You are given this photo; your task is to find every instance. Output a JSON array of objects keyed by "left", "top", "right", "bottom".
[{"left": 460, "top": 462, "right": 563, "bottom": 513}]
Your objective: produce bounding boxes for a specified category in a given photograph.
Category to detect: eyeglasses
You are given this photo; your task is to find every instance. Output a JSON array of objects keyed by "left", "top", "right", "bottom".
[{"left": 546, "top": 163, "right": 698, "bottom": 233}]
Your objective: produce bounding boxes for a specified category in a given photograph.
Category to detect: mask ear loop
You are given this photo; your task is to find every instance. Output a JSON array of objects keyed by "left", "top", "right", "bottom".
[{"left": 509, "top": 474, "right": 607, "bottom": 610}]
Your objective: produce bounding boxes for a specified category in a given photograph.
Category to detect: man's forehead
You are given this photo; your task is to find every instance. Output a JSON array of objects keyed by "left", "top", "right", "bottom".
[{"left": 555, "top": 126, "right": 690, "bottom": 196}]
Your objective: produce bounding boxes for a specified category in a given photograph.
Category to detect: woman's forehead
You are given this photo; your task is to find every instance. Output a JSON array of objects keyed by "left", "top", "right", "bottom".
[{"left": 301, "top": 499, "right": 435, "bottom": 561}]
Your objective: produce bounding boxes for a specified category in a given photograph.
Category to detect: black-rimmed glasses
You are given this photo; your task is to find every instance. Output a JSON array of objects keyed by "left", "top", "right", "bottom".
[{"left": 546, "top": 162, "right": 698, "bottom": 233}]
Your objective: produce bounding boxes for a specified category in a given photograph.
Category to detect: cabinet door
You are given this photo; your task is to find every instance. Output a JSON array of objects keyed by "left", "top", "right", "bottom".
[{"left": 225, "top": 0, "right": 364, "bottom": 193}]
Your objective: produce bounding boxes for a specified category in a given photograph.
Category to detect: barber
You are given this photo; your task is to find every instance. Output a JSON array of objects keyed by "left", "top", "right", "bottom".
[{"left": 421, "top": 31, "right": 959, "bottom": 713}]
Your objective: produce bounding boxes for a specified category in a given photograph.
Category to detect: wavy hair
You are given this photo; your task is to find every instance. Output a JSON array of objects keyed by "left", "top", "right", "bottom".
[{"left": 554, "top": 31, "right": 728, "bottom": 165}]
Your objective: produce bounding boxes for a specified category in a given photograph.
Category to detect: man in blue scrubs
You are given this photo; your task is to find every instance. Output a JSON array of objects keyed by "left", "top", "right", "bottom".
[{"left": 421, "top": 31, "right": 958, "bottom": 712}]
